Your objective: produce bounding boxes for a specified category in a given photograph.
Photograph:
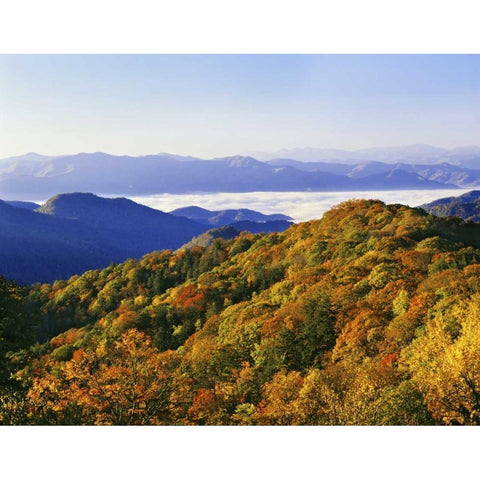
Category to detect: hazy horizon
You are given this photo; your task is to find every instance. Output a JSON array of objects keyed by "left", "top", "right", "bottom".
[{"left": 2, "top": 142, "right": 480, "bottom": 163}]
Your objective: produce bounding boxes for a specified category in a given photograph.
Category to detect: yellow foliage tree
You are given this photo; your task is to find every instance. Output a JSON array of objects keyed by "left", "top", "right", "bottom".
[{"left": 404, "top": 294, "right": 480, "bottom": 424}]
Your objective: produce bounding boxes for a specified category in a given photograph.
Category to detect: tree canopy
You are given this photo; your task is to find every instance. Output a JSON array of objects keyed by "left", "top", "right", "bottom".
[{"left": 3, "top": 199, "right": 480, "bottom": 425}]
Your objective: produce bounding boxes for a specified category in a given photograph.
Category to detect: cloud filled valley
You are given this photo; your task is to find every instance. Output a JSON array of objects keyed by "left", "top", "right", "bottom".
[{"left": 130, "top": 188, "right": 469, "bottom": 222}]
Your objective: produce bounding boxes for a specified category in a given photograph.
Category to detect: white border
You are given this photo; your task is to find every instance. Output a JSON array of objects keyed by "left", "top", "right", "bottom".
[
  {"left": 1, "top": 1, "right": 480, "bottom": 477},
  {"left": 1, "top": 0, "right": 480, "bottom": 53},
  {"left": 1, "top": 426, "right": 480, "bottom": 479}
]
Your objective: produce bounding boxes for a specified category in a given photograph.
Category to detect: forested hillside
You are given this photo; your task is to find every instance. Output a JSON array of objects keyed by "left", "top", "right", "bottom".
[
  {"left": 2, "top": 199, "right": 480, "bottom": 425},
  {"left": 421, "top": 190, "right": 480, "bottom": 222}
]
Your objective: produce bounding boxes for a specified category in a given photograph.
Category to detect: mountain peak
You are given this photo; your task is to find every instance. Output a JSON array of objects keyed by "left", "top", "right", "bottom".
[
  {"left": 38, "top": 192, "right": 149, "bottom": 218},
  {"left": 170, "top": 206, "right": 214, "bottom": 218},
  {"left": 220, "top": 156, "right": 264, "bottom": 168},
  {"left": 1, "top": 152, "right": 55, "bottom": 163}
]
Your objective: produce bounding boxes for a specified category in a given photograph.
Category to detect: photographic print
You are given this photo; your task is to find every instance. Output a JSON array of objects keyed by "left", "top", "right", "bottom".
[{"left": 1, "top": 53, "right": 480, "bottom": 426}]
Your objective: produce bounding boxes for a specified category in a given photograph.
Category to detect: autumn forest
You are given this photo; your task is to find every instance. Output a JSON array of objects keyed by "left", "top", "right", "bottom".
[{"left": 1, "top": 199, "right": 480, "bottom": 425}]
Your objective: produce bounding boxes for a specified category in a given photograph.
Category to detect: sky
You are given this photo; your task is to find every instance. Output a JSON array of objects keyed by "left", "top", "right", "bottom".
[{"left": 0, "top": 54, "right": 479, "bottom": 159}]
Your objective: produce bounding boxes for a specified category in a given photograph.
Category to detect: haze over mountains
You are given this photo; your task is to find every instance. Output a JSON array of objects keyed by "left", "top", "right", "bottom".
[
  {"left": 2, "top": 145, "right": 480, "bottom": 199},
  {"left": 2, "top": 145, "right": 480, "bottom": 285}
]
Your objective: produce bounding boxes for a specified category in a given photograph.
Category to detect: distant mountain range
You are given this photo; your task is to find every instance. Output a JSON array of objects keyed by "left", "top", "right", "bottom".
[
  {"left": 420, "top": 190, "right": 480, "bottom": 222},
  {"left": 0, "top": 193, "right": 292, "bottom": 284},
  {"left": 272, "top": 160, "right": 480, "bottom": 189},
  {"left": 4, "top": 147, "right": 480, "bottom": 199},
  {"left": 246, "top": 144, "right": 480, "bottom": 167}
]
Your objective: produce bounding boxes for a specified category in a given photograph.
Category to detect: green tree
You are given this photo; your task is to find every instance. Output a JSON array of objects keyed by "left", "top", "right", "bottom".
[{"left": 0, "top": 277, "right": 32, "bottom": 386}]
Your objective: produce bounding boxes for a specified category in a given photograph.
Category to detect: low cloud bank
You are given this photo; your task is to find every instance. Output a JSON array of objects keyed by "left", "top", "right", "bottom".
[{"left": 129, "top": 189, "right": 468, "bottom": 223}]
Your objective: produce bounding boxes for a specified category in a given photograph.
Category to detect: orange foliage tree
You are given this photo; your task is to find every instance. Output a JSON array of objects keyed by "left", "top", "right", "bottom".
[{"left": 27, "top": 329, "right": 175, "bottom": 425}]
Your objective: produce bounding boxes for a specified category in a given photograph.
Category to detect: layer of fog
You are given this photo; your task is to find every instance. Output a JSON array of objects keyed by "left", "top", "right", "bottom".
[{"left": 129, "top": 189, "right": 469, "bottom": 223}]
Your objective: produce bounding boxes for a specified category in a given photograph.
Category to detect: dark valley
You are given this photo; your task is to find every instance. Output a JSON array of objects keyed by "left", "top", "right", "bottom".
[{"left": 0, "top": 193, "right": 292, "bottom": 284}]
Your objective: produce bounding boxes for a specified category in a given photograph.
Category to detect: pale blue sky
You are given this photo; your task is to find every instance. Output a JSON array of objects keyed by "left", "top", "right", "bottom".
[{"left": 1, "top": 54, "right": 479, "bottom": 158}]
